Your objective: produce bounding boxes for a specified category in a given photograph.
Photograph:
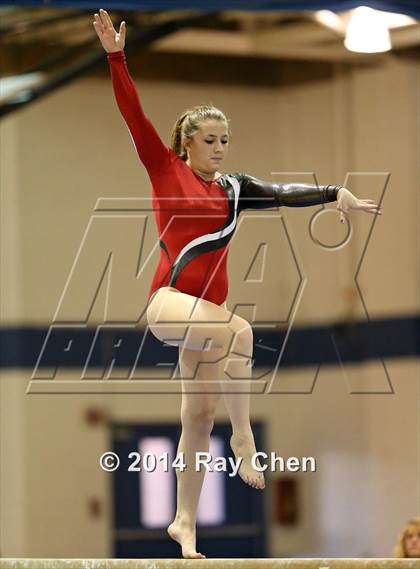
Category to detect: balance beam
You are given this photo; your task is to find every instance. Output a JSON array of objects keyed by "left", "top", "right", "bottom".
[{"left": 0, "top": 560, "right": 418, "bottom": 568}]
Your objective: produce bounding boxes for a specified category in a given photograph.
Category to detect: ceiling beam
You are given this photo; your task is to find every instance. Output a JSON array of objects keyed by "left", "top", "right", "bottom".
[{"left": 150, "top": 21, "right": 420, "bottom": 62}]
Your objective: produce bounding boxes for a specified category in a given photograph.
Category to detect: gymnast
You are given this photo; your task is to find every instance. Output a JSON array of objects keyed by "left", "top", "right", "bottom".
[{"left": 93, "top": 9, "right": 383, "bottom": 559}]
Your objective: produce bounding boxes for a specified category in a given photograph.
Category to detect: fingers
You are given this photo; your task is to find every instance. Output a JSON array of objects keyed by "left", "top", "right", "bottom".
[
  {"left": 119, "top": 20, "right": 126, "bottom": 41},
  {"left": 362, "top": 200, "right": 382, "bottom": 208},
  {"left": 351, "top": 197, "right": 383, "bottom": 214},
  {"left": 361, "top": 202, "right": 383, "bottom": 212},
  {"left": 98, "top": 8, "right": 107, "bottom": 27},
  {"left": 359, "top": 205, "right": 383, "bottom": 214},
  {"left": 93, "top": 13, "right": 104, "bottom": 34},
  {"left": 100, "top": 8, "right": 114, "bottom": 30},
  {"left": 337, "top": 199, "right": 384, "bottom": 223},
  {"left": 99, "top": 8, "right": 108, "bottom": 31},
  {"left": 360, "top": 198, "right": 384, "bottom": 214},
  {"left": 93, "top": 9, "right": 111, "bottom": 31},
  {"left": 93, "top": 9, "right": 124, "bottom": 51}
]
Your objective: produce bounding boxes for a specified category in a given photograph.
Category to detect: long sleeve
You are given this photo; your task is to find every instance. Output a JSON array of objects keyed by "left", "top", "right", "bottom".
[
  {"left": 107, "top": 50, "right": 171, "bottom": 173},
  {"left": 237, "top": 173, "right": 342, "bottom": 211}
]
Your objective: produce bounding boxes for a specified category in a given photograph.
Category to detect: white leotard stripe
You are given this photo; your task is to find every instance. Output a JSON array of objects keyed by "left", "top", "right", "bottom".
[{"left": 173, "top": 175, "right": 240, "bottom": 266}]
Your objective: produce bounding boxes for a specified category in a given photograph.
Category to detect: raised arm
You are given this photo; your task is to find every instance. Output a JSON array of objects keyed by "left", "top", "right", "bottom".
[
  {"left": 93, "top": 10, "right": 171, "bottom": 173},
  {"left": 236, "top": 173, "right": 383, "bottom": 221}
]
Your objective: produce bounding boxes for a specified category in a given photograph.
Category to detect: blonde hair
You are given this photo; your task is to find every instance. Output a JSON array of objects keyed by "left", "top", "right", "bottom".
[
  {"left": 170, "top": 104, "right": 230, "bottom": 161},
  {"left": 393, "top": 518, "right": 420, "bottom": 558}
]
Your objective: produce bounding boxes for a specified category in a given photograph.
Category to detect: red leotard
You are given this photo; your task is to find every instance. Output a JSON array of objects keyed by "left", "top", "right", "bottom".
[{"left": 107, "top": 50, "right": 342, "bottom": 306}]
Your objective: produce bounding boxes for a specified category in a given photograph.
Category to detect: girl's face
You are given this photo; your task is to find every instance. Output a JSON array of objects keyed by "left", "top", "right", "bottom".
[
  {"left": 184, "top": 119, "right": 229, "bottom": 174},
  {"left": 404, "top": 527, "right": 420, "bottom": 558}
]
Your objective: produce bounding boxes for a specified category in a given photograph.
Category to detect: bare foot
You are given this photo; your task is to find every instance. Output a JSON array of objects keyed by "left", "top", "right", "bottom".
[
  {"left": 167, "top": 519, "right": 206, "bottom": 559},
  {"left": 230, "top": 431, "right": 265, "bottom": 489}
]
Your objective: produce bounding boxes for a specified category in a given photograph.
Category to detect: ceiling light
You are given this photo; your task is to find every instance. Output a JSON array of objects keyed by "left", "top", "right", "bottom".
[{"left": 344, "top": 6, "right": 391, "bottom": 53}]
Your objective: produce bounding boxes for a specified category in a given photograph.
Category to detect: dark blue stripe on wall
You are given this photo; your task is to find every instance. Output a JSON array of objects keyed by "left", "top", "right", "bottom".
[
  {"left": 1, "top": 1, "right": 419, "bottom": 18},
  {"left": 0, "top": 315, "right": 418, "bottom": 369}
]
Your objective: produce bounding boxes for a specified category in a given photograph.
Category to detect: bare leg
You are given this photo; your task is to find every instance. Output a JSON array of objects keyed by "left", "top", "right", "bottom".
[
  {"left": 146, "top": 288, "right": 264, "bottom": 558},
  {"left": 218, "top": 324, "right": 265, "bottom": 490},
  {"left": 167, "top": 346, "right": 222, "bottom": 559}
]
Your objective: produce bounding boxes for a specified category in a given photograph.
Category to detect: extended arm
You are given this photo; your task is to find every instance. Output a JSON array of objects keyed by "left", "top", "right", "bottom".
[
  {"left": 237, "top": 173, "right": 342, "bottom": 211},
  {"left": 236, "top": 173, "right": 383, "bottom": 221},
  {"left": 93, "top": 10, "right": 170, "bottom": 173},
  {"left": 107, "top": 50, "right": 171, "bottom": 173}
]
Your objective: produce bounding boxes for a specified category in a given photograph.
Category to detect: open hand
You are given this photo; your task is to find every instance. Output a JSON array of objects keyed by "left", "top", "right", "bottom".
[
  {"left": 336, "top": 187, "right": 383, "bottom": 223},
  {"left": 93, "top": 8, "right": 126, "bottom": 53}
]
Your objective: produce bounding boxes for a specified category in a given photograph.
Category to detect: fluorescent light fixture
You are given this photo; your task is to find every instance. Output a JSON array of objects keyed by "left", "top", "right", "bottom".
[
  {"left": 344, "top": 6, "right": 391, "bottom": 53},
  {"left": 373, "top": 10, "right": 417, "bottom": 29},
  {"left": 314, "top": 7, "right": 416, "bottom": 32},
  {"left": 313, "top": 10, "right": 347, "bottom": 34},
  {"left": 0, "top": 72, "right": 43, "bottom": 101}
]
